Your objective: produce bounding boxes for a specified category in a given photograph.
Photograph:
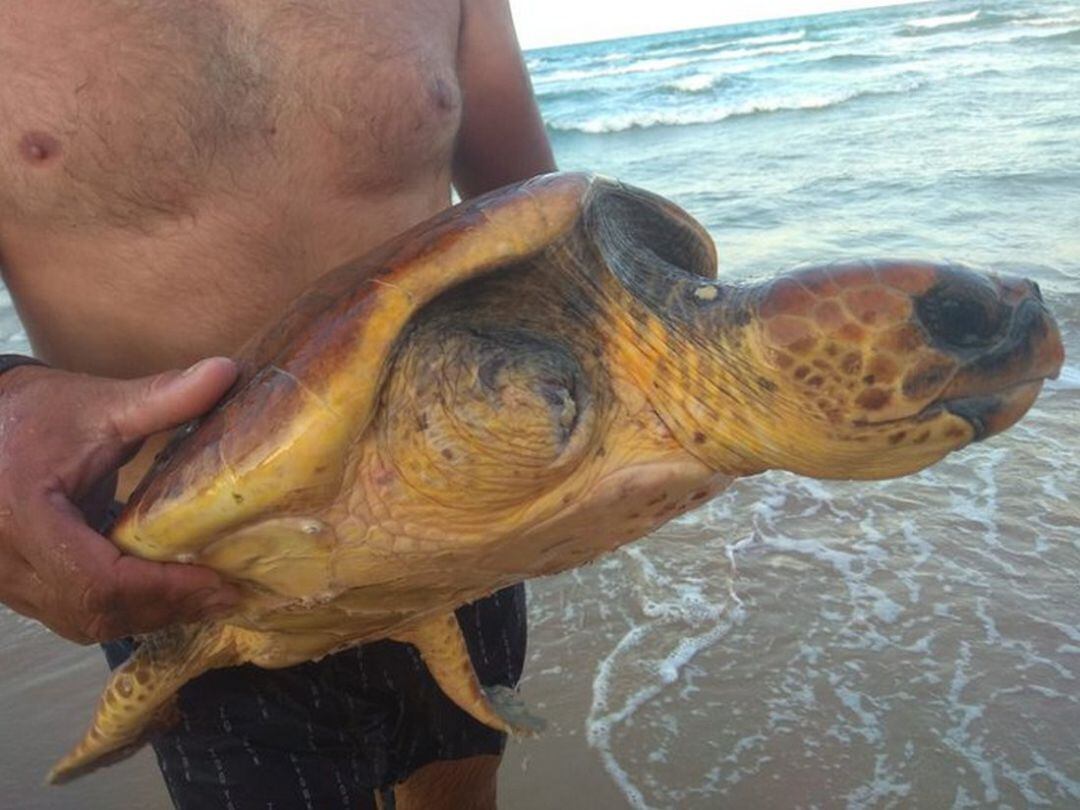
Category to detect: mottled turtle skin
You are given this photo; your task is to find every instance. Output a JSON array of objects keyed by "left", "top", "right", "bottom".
[{"left": 50, "top": 173, "right": 1064, "bottom": 783}]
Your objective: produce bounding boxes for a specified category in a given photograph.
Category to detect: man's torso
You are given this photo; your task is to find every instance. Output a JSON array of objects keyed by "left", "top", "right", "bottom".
[
  {"left": 0, "top": 0, "right": 466, "bottom": 493},
  {"left": 0, "top": 0, "right": 463, "bottom": 374}
]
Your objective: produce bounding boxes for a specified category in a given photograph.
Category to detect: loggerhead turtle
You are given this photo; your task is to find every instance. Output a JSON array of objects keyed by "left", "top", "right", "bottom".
[{"left": 49, "top": 173, "right": 1064, "bottom": 783}]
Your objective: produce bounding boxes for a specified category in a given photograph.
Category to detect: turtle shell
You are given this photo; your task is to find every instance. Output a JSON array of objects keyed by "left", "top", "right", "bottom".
[{"left": 112, "top": 173, "right": 596, "bottom": 560}]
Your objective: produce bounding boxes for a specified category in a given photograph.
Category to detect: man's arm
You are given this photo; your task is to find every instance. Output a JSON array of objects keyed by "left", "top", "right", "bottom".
[{"left": 454, "top": 0, "right": 556, "bottom": 200}]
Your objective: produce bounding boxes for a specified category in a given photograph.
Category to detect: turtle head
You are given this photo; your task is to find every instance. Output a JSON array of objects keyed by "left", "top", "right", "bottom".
[
  {"left": 677, "top": 260, "right": 1064, "bottom": 479},
  {"left": 583, "top": 181, "right": 1062, "bottom": 481}
]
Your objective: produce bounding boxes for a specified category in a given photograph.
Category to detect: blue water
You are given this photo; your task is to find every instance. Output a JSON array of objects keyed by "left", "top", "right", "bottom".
[
  {"left": 502, "top": 3, "right": 1080, "bottom": 808},
  {"left": 530, "top": 0, "right": 1080, "bottom": 282}
]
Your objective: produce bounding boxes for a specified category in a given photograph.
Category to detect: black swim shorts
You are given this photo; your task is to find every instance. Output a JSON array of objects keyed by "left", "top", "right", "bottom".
[{"left": 102, "top": 584, "right": 527, "bottom": 809}]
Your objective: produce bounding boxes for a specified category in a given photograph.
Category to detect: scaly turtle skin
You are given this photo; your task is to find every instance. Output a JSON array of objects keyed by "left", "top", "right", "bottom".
[{"left": 49, "top": 173, "right": 1064, "bottom": 783}]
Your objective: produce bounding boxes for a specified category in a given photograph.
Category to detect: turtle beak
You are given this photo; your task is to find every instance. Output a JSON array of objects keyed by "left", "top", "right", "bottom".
[{"left": 911, "top": 272, "right": 1064, "bottom": 441}]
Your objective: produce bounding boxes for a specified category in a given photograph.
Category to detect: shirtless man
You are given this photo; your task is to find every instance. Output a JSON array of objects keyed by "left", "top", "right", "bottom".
[{"left": 0, "top": 1, "right": 555, "bottom": 807}]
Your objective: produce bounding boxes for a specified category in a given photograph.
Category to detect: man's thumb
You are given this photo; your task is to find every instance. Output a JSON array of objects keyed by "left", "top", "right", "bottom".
[{"left": 109, "top": 357, "right": 239, "bottom": 443}]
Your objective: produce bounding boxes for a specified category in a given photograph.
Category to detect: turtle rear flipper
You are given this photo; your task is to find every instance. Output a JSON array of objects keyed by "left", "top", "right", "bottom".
[
  {"left": 48, "top": 624, "right": 239, "bottom": 785},
  {"left": 394, "top": 612, "right": 545, "bottom": 736}
]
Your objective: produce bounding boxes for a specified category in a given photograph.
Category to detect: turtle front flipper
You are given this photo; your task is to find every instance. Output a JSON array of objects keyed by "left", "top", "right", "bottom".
[
  {"left": 393, "top": 612, "right": 545, "bottom": 737},
  {"left": 48, "top": 623, "right": 239, "bottom": 785}
]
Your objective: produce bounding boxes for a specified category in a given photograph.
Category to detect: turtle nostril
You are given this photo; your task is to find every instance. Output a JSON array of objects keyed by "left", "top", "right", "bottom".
[{"left": 1030, "top": 281, "right": 1043, "bottom": 303}]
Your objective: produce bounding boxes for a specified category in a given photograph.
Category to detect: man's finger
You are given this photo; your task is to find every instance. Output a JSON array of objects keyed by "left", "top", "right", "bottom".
[
  {"left": 18, "top": 494, "right": 240, "bottom": 640},
  {"left": 104, "top": 555, "right": 242, "bottom": 636},
  {"left": 106, "top": 356, "right": 238, "bottom": 444}
]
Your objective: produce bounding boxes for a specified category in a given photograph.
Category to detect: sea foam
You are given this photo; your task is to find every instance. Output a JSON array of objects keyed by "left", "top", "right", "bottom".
[
  {"left": 904, "top": 10, "right": 981, "bottom": 32},
  {"left": 665, "top": 74, "right": 717, "bottom": 94},
  {"left": 550, "top": 82, "right": 922, "bottom": 134}
]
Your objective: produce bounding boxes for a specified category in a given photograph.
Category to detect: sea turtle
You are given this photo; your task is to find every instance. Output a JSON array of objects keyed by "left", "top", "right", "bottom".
[{"left": 50, "top": 172, "right": 1063, "bottom": 783}]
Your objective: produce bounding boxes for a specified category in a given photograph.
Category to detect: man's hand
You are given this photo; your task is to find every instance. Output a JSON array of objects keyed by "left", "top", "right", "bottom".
[{"left": 0, "top": 357, "right": 241, "bottom": 643}]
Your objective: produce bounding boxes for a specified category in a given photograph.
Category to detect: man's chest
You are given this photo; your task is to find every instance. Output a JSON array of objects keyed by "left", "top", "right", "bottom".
[{"left": 0, "top": 0, "right": 463, "bottom": 226}]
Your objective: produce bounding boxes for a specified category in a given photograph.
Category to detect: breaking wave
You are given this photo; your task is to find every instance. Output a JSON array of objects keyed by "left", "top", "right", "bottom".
[
  {"left": 663, "top": 74, "right": 718, "bottom": 94},
  {"left": 535, "top": 42, "right": 819, "bottom": 86},
  {"left": 902, "top": 9, "right": 980, "bottom": 29},
  {"left": 735, "top": 29, "right": 807, "bottom": 47},
  {"left": 902, "top": 10, "right": 982, "bottom": 32},
  {"left": 669, "top": 29, "right": 809, "bottom": 58},
  {"left": 538, "top": 56, "right": 695, "bottom": 85},
  {"left": 899, "top": 9, "right": 1019, "bottom": 36},
  {"left": 549, "top": 82, "right": 921, "bottom": 134},
  {"left": 1026, "top": 14, "right": 1080, "bottom": 27}
]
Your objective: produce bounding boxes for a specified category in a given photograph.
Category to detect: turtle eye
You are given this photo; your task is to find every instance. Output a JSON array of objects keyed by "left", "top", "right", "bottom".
[{"left": 915, "top": 275, "right": 1008, "bottom": 351}]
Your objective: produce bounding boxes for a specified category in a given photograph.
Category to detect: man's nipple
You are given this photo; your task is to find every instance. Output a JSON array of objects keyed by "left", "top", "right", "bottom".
[
  {"left": 431, "top": 78, "right": 458, "bottom": 113},
  {"left": 19, "top": 131, "right": 62, "bottom": 165}
]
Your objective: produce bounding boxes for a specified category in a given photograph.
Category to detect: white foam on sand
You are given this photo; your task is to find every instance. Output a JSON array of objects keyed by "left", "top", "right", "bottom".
[{"left": 585, "top": 545, "right": 745, "bottom": 810}]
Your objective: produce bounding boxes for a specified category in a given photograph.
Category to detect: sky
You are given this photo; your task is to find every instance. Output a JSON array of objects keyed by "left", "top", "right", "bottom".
[{"left": 509, "top": 0, "right": 931, "bottom": 49}]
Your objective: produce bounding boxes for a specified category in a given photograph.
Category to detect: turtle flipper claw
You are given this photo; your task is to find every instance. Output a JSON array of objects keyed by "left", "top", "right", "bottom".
[{"left": 482, "top": 684, "right": 546, "bottom": 737}]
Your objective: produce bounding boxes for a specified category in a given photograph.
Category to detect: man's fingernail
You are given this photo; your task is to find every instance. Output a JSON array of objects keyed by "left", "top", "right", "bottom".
[
  {"left": 182, "top": 356, "right": 233, "bottom": 380},
  {"left": 180, "top": 358, "right": 215, "bottom": 378}
]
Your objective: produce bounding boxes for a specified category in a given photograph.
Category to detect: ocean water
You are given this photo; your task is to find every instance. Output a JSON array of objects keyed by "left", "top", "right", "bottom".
[
  {"left": 1, "top": 1, "right": 1078, "bottom": 808},
  {"left": 504, "top": 1, "right": 1080, "bottom": 808}
]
